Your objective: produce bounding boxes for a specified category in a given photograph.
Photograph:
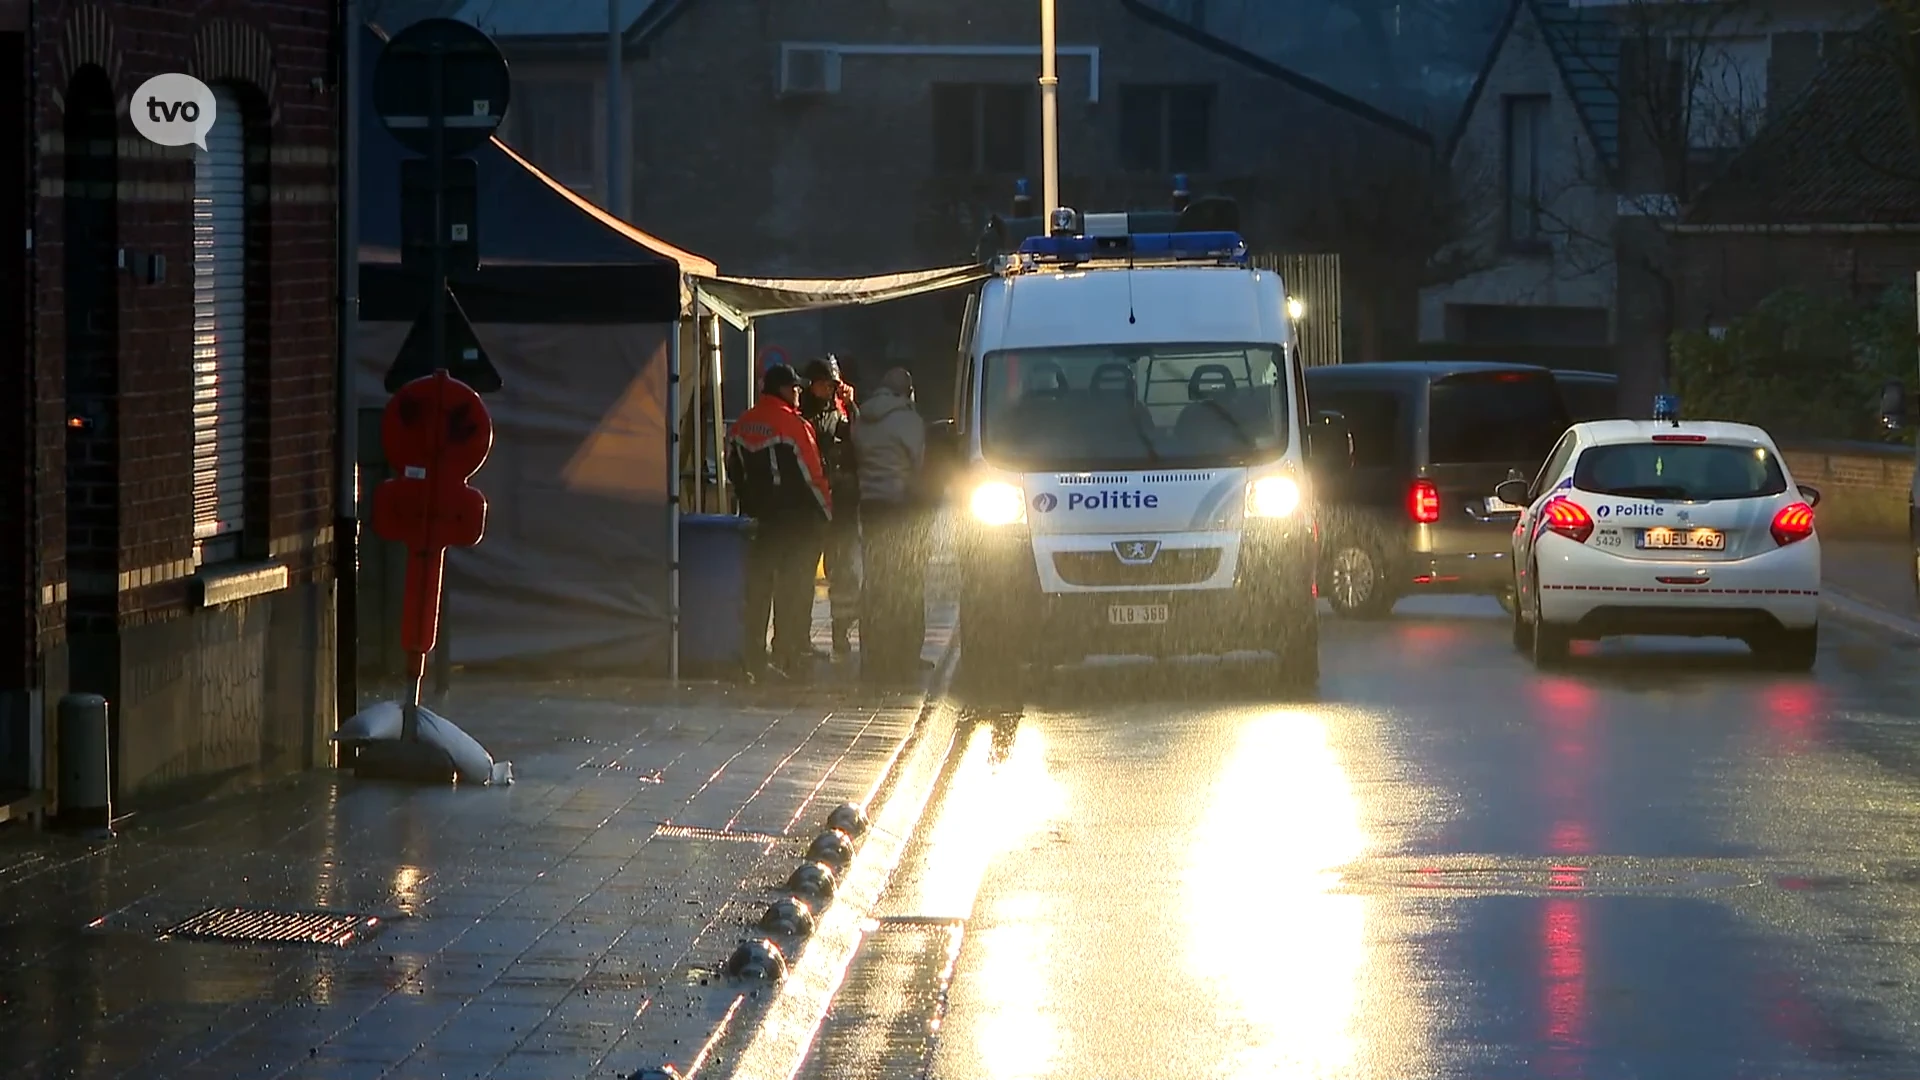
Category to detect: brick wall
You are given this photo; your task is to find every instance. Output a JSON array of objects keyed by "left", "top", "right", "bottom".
[{"left": 29, "top": 0, "right": 339, "bottom": 657}]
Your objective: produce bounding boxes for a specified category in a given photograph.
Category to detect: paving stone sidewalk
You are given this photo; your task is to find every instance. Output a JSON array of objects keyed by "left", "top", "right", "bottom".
[
  {"left": 0, "top": 592, "right": 957, "bottom": 1080},
  {"left": 1822, "top": 539, "right": 1917, "bottom": 623}
]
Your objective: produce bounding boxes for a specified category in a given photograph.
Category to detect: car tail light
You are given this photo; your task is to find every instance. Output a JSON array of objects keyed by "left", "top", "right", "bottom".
[
  {"left": 1410, "top": 479, "right": 1440, "bottom": 524},
  {"left": 1771, "top": 502, "right": 1815, "bottom": 546},
  {"left": 1541, "top": 498, "right": 1594, "bottom": 544}
]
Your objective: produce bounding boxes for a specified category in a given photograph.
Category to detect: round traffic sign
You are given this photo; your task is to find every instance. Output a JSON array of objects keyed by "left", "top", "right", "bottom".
[
  {"left": 759, "top": 345, "right": 789, "bottom": 371},
  {"left": 373, "top": 18, "right": 511, "bottom": 158}
]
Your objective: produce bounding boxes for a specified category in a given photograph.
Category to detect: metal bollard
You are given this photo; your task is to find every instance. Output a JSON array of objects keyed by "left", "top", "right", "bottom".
[{"left": 56, "top": 694, "right": 112, "bottom": 830}]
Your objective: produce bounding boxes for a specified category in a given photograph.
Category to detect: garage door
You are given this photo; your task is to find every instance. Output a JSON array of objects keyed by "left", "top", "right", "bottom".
[{"left": 192, "top": 85, "right": 246, "bottom": 547}]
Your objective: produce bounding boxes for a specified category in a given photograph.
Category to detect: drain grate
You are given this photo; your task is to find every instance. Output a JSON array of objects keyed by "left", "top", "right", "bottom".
[
  {"left": 161, "top": 907, "right": 386, "bottom": 948},
  {"left": 654, "top": 824, "right": 785, "bottom": 844}
]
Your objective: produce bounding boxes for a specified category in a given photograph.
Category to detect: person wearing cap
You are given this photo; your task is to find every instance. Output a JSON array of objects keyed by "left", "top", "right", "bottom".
[
  {"left": 801, "top": 355, "right": 862, "bottom": 658},
  {"left": 726, "top": 363, "right": 833, "bottom": 682},
  {"left": 853, "top": 367, "right": 934, "bottom": 683}
]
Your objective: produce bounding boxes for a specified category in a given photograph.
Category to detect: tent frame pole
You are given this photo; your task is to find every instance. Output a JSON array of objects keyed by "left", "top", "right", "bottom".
[
  {"left": 706, "top": 309, "right": 726, "bottom": 510},
  {"left": 668, "top": 305, "right": 682, "bottom": 683}
]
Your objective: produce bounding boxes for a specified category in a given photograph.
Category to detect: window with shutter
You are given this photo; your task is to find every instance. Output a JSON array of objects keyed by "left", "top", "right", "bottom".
[{"left": 192, "top": 85, "right": 247, "bottom": 563}]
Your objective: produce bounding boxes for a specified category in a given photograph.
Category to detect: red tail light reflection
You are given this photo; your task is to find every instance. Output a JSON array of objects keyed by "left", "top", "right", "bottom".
[{"left": 1541, "top": 899, "right": 1588, "bottom": 1073}]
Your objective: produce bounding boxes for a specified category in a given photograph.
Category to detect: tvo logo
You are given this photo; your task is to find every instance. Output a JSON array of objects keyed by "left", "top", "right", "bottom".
[{"left": 131, "top": 73, "right": 218, "bottom": 150}]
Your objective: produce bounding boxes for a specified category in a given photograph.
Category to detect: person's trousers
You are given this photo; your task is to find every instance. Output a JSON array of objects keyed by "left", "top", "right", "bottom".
[
  {"left": 823, "top": 506, "right": 862, "bottom": 632},
  {"left": 744, "top": 518, "right": 825, "bottom": 668},
  {"left": 859, "top": 501, "right": 928, "bottom": 680}
]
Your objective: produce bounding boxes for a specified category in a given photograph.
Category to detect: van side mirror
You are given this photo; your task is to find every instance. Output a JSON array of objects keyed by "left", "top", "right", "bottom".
[
  {"left": 1880, "top": 380, "right": 1908, "bottom": 432},
  {"left": 1309, "top": 409, "right": 1353, "bottom": 471}
]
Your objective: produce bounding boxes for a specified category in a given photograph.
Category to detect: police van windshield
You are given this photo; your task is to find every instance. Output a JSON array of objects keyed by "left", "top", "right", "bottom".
[
  {"left": 978, "top": 344, "right": 1288, "bottom": 469},
  {"left": 1573, "top": 442, "right": 1789, "bottom": 501}
]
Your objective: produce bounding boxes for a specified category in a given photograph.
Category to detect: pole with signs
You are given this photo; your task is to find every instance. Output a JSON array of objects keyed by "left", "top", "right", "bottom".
[{"left": 373, "top": 18, "right": 510, "bottom": 699}]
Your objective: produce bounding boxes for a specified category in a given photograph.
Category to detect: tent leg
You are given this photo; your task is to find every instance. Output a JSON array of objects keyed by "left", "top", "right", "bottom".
[
  {"left": 668, "top": 314, "right": 682, "bottom": 684},
  {"left": 706, "top": 310, "right": 726, "bottom": 512}
]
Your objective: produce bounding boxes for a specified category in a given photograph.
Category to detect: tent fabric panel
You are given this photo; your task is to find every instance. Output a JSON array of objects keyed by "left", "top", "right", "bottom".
[
  {"left": 691, "top": 265, "right": 989, "bottom": 322},
  {"left": 360, "top": 260, "right": 681, "bottom": 324},
  {"left": 356, "top": 320, "right": 673, "bottom": 674}
]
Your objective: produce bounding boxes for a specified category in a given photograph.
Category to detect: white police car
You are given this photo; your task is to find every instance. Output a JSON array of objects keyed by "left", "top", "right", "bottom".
[
  {"left": 931, "top": 206, "right": 1348, "bottom": 688},
  {"left": 1501, "top": 396, "right": 1822, "bottom": 669}
]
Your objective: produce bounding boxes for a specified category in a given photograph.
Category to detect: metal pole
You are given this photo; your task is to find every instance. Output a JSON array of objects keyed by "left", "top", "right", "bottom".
[
  {"left": 708, "top": 311, "right": 726, "bottom": 509},
  {"left": 1039, "top": 0, "right": 1059, "bottom": 216},
  {"left": 425, "top": 44, "right": 450, "bottom": 712},
  {"left": 741, "top": 319, "right": 755, "bottom": 516},
  {"left": 689, "top": 312, "right": 704, "bottom": 514},
  {"left": 606, "top": 0, "right": 624, "bottom": 218},
  {"left": 335, "top": 0, "right": 362, "bottom": 734},
  {"left": 668, "top": 313, "right": 682, "bottom": 683}
]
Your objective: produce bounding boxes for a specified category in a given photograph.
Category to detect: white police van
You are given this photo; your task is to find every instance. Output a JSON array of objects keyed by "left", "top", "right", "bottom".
[{"left": 933, "top": 207, "right": 1347, "bottom": 688}]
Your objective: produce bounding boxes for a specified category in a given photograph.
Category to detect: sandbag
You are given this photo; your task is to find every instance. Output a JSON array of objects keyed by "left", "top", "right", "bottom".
[{"left": 334, "top": 700, "right": 514, "bottom": 785}]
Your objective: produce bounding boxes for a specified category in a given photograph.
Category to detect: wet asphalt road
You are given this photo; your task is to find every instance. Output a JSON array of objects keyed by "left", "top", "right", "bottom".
[{"left": 798, "top": 597, "right": 1920, "bottom": 1080}]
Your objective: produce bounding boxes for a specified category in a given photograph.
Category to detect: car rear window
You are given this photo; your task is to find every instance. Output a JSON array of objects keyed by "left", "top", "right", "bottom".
[
  {"left": 1427, "top": 372, "right": 1570, "bottom": 465},
  {"left": 1309, "top": 386, "right": 1404, "bottom": 469},
  {"left": 1556, "top": 378, "right": 1619, "bottom": 422},
  {"left": 1573, "top": 442, "right": 1789, "bottom": 501}
]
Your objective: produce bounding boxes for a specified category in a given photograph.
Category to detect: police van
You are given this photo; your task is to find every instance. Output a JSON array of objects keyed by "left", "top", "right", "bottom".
[{"left": 932, "top": 206, "right": 1350, "bottom": 688}]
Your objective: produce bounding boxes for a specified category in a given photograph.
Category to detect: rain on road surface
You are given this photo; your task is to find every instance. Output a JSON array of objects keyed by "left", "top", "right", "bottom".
[{"left": 799, "top": 598, "right": 1920, "bottom": 1080}]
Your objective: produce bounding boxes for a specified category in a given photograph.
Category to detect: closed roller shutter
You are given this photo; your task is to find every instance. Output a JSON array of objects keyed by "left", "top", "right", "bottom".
[{"left": 192, "top": 85, "right": 246, "bottom": 546}]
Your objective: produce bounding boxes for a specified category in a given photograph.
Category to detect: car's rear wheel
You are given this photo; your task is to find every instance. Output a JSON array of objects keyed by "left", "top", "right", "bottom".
[
  {"left": 1529, "top": 559, "right": 1571, "bottom": 667},
  {"left": 1756, "top": 624, "right": 1818, "bottom": 672},
  {"left": 1323, "top": 541, "right": 1395, "bottom": 619}
]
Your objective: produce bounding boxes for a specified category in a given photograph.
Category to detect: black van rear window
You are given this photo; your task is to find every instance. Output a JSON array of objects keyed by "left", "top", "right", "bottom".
[
  {"left": 1573, "top": 442, "right": 1788, "bottom": 501},
  {"left": 1428, "top": 371, "right": 1570, "bottom": 465}
]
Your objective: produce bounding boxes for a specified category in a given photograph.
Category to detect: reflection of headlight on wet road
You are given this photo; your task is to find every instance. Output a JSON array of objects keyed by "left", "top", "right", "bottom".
[
  {"left": 1247, "top": 475, "right": 1301, "bottom": 518},
  {"left": 970, "top": 480, "right": 1027, "bottom": 526}
]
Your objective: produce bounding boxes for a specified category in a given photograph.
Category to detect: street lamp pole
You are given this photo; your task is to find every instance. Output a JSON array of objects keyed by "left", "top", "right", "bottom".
[{"left": 1039, "top": 0, "right": 1059, "bottom": 216}]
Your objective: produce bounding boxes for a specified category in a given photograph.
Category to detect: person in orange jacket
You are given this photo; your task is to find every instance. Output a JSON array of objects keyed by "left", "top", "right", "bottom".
[{"left": 727, "top": 364, "right": 832, "bottom": 682}]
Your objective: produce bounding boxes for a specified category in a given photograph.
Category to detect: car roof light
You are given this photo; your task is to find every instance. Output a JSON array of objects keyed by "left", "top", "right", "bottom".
[{"left": 1014, "top": 230, "right": 1251, "bottom": 266}]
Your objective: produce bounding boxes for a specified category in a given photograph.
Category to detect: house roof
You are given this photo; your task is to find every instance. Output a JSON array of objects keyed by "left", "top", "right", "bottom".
[
  {"left": 1449, "top": 0, "right": 1618, "bottom": 168},
  {"left": 457, "top": 0, "right": 1431, "bottom": 144},
  {"left": 1685, "top": 25, "right": 1920, "bottom": 226}
]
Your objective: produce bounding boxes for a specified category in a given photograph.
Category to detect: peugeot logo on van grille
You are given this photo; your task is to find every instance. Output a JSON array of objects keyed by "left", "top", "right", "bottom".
[{"left": 1112, "top": 540, "right": 1162, "bottom": 565}]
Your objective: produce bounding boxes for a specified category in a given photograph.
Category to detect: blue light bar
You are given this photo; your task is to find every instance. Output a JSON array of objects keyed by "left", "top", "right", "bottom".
[
  {"left": 1015, "top": 230, "right": 1249, "bottom": 264},
  {"left": 1652, "top": 393, "right": 1680, "bottom": 422}
]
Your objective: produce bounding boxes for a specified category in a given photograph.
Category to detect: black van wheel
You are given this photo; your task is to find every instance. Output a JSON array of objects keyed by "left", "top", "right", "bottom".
[{"left": 1323, "top": 541, "right": 1395, "bottom": 619}]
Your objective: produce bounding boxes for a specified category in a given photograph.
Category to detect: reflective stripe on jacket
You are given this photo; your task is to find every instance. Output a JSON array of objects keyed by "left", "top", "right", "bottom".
[{"left": 727, "top": 393, "right": 832, "bottom": 522}]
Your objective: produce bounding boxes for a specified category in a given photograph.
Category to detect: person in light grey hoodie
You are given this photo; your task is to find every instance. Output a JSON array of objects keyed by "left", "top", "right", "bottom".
[{"left": 853, "top": 368, "right": 930, "bottom": 682}]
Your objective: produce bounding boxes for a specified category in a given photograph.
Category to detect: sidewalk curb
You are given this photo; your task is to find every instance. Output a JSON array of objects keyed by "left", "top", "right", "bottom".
[
  {"left": 1822, "top": 589, "right": 1920, "bottom": 642},
  {"left": 692, "top": 629, "right": 965, "bottom": 1080}
]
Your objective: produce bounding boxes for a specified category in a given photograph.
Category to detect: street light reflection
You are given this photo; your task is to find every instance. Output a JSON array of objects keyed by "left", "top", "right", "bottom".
[
  {"left": 934, "top": 723, "right": 1069, "bottom": 1080},
  {"left": 1185, "top": 709, "right": 1371, "bottom": 1075}
]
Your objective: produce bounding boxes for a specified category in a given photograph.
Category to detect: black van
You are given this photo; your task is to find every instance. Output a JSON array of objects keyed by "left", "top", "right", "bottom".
[
  {"left": 1306, "top": 362, "right": 1572, "bottom": 617},
  {"left": 1552, "top": 369, "right": 1621, "bottom": 422}
]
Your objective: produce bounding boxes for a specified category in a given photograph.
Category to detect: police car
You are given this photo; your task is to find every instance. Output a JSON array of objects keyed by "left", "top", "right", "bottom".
[
  {"left": 931, "top": 205, "right": 1348, "bottom": 688},
  {"left": 1503, "top": 396, "right": 1822, "bottom": 669}
]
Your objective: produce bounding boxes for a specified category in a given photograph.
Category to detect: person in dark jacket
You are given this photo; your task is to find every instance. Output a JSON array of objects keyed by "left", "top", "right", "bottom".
[
  {"left": 727, "top": 364, "right": 832, "bottom": 682},
  {"left": 801, "top": 355, "right": 862, "bottom": 657}
]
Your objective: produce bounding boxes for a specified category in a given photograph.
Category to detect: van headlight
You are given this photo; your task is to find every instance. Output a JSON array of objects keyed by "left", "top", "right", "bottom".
[
  {"left": 969, "top": 480, "right": 1027, "bottom": 526},
  {"left": 1246, "top": 475, "right": 1301, "bottom": 518}
]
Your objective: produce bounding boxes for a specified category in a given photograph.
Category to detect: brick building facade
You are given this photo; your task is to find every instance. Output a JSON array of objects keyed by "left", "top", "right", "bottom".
[
  {"left": 1671, "top": 25, "right": 1920, "bottom": 331},
  {"left": 2, "top": 0, "right": 341, "bottom": 815}
]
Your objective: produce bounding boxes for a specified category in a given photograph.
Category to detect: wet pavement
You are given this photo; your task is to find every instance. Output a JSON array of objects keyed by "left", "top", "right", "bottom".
[
  {"left": 799, "top": 571, "right": 1920, "bottom": 1079},
  {"left": 0, "top": 595, "right": 955, "bottom": 1080}
]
